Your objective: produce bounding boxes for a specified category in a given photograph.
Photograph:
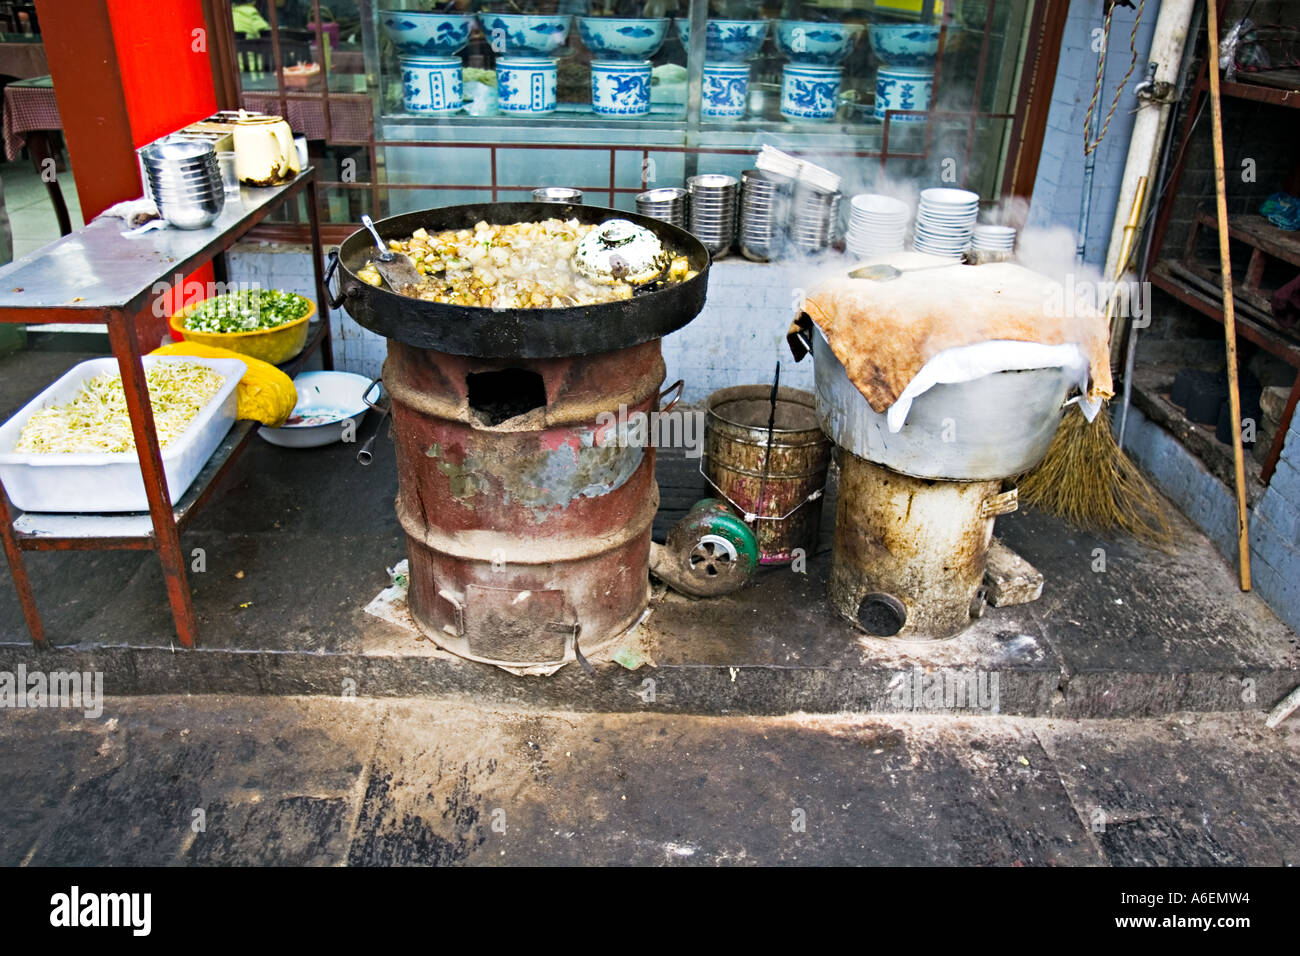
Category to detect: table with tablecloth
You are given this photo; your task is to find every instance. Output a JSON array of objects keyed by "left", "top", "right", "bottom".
[
  {"left": 2, "top": 73, "right": 68, "bottom": 235},
  {"left": 238, "top": 74, "right": 373, "bottom": 143},
  {"left": 3, "top": 71, "right": 55, "bottom": 160},
  {"left": 0, "top": 38, "right": 47, "bottom": 79}
]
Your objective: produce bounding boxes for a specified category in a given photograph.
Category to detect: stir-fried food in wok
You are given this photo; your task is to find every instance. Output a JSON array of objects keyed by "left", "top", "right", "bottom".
[{"left": 355, "top": 218, "right": 697, "bottom": 308}]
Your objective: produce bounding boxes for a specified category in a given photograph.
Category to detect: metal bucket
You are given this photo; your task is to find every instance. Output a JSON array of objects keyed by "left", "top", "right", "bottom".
[
  {"left": 385, "top": 338, "right": 667, "bottom": 669},
  {"left": 703, "top": 386, "right": 832, "bottom": 564},
  {"left": 812, "top": 324, "right": 1076, "bottom": 480}
]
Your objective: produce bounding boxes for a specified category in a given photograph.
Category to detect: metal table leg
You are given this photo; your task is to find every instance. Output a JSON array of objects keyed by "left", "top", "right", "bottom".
[
  {"left": 0, "top": 482, "right": 44, "bottom": 647},
  {"left": 307, "top": 174, "right": 335, "bottom": 371},
  {"left": 106, "top": 311, "right": 199, "bottom": 648}
]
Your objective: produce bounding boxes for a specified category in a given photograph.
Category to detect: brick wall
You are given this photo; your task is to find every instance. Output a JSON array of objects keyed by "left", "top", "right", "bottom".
[
  {"left": 1028, "top": 0, "right": 1156, "bottom": 266},
  {"left": 1249, "top": 415, "right": 1300, "bottom": 628}
]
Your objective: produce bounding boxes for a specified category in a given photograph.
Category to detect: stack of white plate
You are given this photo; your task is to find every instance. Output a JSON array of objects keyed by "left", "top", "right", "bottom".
[
  {"left": 846, "top": 193, "right": 910, "bottom": 257},
  {"left": 913, "top": 187, "right": 980, "bottom": 258},
  {"left": 971, "top": 223, "right": 1017, "bottom": 252},
  {"left": 687, "top": 174, "right": 740, "bottom": 257}
]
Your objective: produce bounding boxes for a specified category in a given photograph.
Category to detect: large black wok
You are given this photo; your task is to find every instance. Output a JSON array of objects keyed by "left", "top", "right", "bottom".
[{"left": 326, "top": 202, "right": 711, "bottom": 358}]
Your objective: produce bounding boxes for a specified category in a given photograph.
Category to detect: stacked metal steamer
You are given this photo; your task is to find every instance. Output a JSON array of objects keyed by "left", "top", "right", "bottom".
[
  {"left": 740, "top": 149, "right": 842, "bottom": 259},
  {"left": 686, "top": 174, "right": 740, "bottom": 257}
]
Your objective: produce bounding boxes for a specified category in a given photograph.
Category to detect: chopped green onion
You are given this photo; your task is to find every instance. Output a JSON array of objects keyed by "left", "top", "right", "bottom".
[{"left": 184, "top": 289, "right": 311, "bottom": 334}]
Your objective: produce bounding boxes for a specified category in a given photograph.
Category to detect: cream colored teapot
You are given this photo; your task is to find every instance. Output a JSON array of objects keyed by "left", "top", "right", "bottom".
[{"left": 233, "top": 111, "right": 301, "bottom": 186}]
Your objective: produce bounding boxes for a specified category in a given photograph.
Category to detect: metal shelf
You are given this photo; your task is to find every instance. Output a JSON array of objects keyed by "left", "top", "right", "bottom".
[
  {"left": 10, "top": 317, "right": 331, "bottom": 550},
  {"left": 12, "top": 422, "right": 257, "bottom": 549},
  {"left": 0, "top": 170, "right": 334, "bottom": 649}
]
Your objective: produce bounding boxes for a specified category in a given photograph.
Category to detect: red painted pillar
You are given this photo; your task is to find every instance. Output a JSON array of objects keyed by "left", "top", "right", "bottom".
[{"left": 37, "top": 0, "right": 219, "bottom": 346}]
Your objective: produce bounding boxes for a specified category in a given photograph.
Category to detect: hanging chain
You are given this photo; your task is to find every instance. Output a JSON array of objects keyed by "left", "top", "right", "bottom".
[{"left": 1084, "top": 0, "right": 1148, "bottom": 156}]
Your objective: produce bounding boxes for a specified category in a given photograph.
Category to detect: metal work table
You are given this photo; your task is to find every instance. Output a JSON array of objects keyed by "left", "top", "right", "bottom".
[{"left": 0, "top": 167, "right": 334, "bottom": 649}]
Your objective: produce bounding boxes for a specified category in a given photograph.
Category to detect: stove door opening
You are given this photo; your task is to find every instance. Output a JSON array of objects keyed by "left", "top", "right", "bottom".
[{"left": 467, "top": 368, "right": 547, "bottom": 426}]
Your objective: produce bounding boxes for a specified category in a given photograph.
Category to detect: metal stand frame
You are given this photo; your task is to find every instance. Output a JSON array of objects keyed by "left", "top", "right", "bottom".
[{"left": 0, "top": 169, "right": 333, "bottom": 649}]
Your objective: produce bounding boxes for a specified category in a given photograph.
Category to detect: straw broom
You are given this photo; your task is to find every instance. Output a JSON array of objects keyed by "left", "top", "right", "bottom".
[{"left": 1018, "top": 177, "right": 1172, "bottom": 545}]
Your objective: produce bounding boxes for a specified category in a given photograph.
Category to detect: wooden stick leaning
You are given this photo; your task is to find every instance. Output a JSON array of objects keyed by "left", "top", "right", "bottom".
[
  {"left": 1106, "top": 177, "right": 1148, "bottom": 339},
  {"left": 1206, "top": 0, "right": 1252, "bottom": 591}
]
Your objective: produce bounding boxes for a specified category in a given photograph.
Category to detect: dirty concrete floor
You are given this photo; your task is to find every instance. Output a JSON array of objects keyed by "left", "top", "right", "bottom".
[{"left": 2, "top": 696, "right": 1298, "bottom": 866}]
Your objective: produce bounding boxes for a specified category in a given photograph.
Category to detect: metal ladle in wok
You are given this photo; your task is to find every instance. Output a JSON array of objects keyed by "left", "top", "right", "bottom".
[{"left": 361, "top": 214, "right": 422, "bottom": 293}]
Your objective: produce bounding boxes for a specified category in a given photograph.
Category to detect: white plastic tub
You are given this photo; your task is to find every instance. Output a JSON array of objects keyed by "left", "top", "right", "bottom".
[{"left": 0, "top": 356, "right": 246, "bottom": 513}]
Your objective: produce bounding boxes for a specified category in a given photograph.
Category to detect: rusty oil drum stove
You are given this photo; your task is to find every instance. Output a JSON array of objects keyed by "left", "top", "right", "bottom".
[{"left": 329, "top": 203, "right": 710, "bottom": 669}]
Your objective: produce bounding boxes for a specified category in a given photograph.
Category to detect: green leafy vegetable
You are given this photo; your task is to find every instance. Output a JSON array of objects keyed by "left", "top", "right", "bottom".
[{"left": 184, "top": 289, "right": 311, "bottom": 334}]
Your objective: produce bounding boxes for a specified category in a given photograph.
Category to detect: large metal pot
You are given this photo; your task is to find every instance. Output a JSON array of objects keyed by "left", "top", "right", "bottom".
[
  {"left": 327, "top": 201, "right": 711, "bottom": 358},
  {"left": 812, "top": 325, "right": 1076, "bottom": 481}
]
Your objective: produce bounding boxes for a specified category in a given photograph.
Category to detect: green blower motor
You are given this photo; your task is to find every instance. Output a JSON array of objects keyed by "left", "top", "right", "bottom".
[{"left": 650, "top": 498, "right": 760, "bottom": 598}]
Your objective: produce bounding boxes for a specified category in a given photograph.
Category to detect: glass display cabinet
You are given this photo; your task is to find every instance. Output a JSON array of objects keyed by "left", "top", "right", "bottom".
[{"left": 219, "top": 0, "right": 1044, "bottom": 229}]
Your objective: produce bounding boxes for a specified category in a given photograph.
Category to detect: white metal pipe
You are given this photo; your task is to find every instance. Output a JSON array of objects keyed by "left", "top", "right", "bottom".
[{"left": 1102, "top": 0, "right": 1197, "bottom": 283}]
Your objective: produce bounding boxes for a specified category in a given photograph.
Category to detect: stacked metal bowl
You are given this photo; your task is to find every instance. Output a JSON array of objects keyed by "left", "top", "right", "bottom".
[
  {"left": 635, "top": 187, "right": 688, "bottom": 228},
  {"left": 738, "top": 168, "right": 792, "bottom": 262},
  {"left": 788, "top": 181, "right": 841, "bottom": 252},
  {"left": 533, "top": 186, "right": 583, "bottom": 203},
  {"left": 686, "top": 174, "right": 739, "bottom": 257},
  {"left": 141, "top": 140, "right": 225, "bottom": 230}
]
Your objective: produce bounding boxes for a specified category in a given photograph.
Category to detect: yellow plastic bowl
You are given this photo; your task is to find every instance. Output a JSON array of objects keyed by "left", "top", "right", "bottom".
[{"left": 171, "top": 296, "right": 314, "bottom": 365}]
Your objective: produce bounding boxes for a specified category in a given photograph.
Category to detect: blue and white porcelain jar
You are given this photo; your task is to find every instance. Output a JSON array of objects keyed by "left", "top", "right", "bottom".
[
  {"left": 780, "top": 64, "right": 841, "bottom": 121},
  {"left": 591, "top": 59, "right": 651, "bottom": 117},
  {"left": 496, "top": 56, "right": 558, "bottom": 114},
  {"left": 874, "top": 67, "right": 933, "bottom": 123},
  {"left": 400, "top": 56, "right": 463, "bottom": 114},
  {"left": 701, "top": 63, "right": 750, "bottom": 119}
]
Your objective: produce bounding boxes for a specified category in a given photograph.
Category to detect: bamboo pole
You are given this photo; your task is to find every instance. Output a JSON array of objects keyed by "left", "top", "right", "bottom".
[
  {"left": 1206, "top": 0, "right": 1252, "bottom": 591},
  {"left": 1106, "top": 176, "right": 1147, "bottom": 337}
]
